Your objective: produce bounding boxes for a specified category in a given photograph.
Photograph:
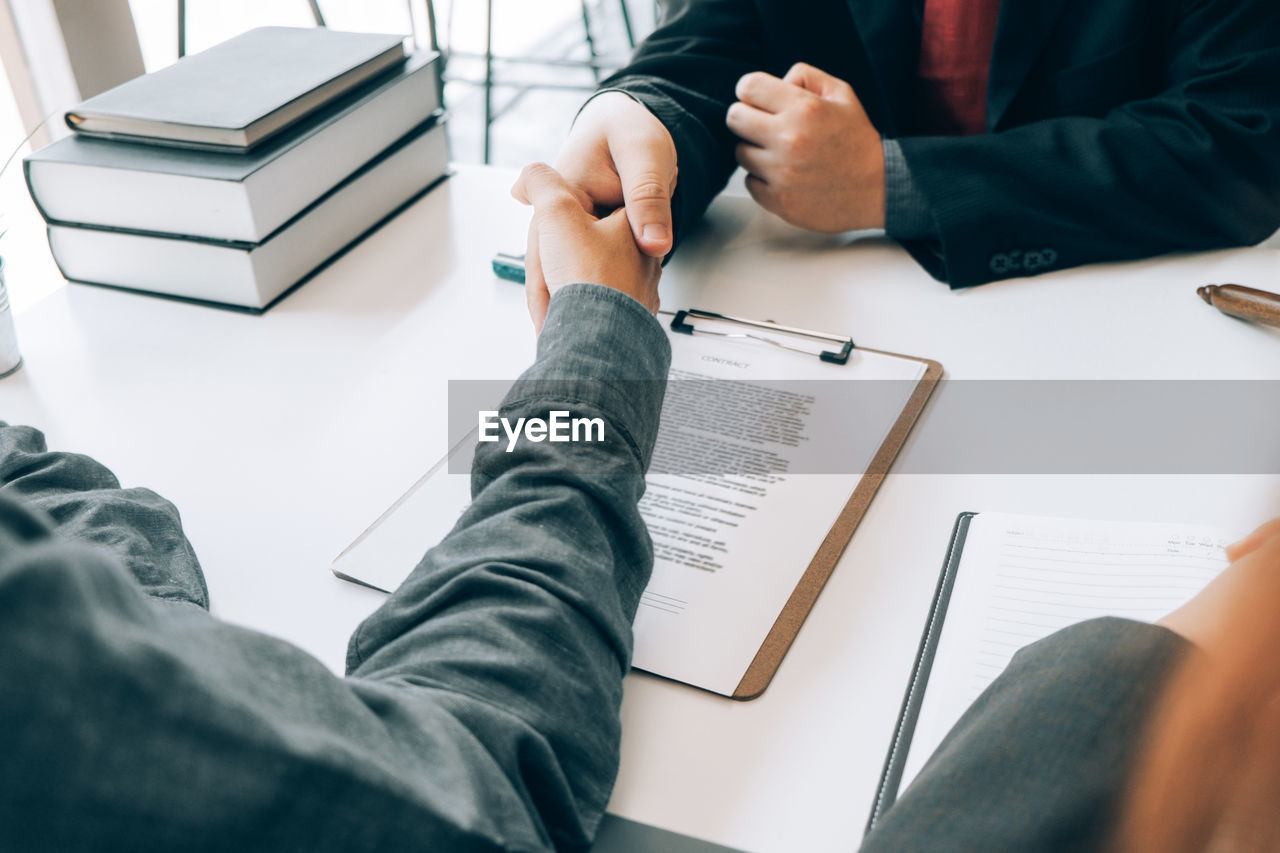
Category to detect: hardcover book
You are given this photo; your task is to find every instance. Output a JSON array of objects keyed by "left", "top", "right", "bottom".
[
  {"left": 28, "top": 52, "right": 440, "bottom": 243},
  {"left": 65, "top": 27, "right": 407, "bottom": 151},
  {"left": 45, "top": 117, "right": 450, "bottom": 312}
]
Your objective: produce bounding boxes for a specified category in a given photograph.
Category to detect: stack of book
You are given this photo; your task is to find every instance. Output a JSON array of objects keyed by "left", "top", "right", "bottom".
[{"left": 24, "top": 27, "right": 448, "bottom": 312}]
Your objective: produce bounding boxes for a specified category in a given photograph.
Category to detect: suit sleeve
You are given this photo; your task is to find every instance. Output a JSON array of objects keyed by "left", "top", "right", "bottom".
[
  {"left": 899, "top": 0, "right": 1280, "bottom": 287},
  {"left": 860, "top": 618, "right": 1191, "bottom": 853},
  {"left": 598, "top": 0, "right": 767, "bottom": 252}
]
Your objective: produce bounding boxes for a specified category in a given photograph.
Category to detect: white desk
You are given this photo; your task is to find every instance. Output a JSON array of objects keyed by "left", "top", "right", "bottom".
[{"left": 3, "top": 165, "right": 1279, "bottom": 852}]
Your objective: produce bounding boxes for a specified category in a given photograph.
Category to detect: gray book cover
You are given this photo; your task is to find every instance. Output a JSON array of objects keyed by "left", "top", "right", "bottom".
[
  {"left": 32, "top": 51, "right": 439, "bottom": 183},
  {"left": 66, "top": 27, "right": 406, "bottom": 148}
]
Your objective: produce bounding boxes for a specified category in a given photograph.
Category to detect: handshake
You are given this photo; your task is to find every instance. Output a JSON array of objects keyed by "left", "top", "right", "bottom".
[{"left": 512, "top": 64, "right": 886, "bottom": 331}]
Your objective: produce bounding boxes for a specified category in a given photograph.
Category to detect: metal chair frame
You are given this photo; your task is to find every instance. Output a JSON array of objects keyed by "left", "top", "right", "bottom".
[
  {"left": 174, "top": 0, "right": 639, "bottom": 163},
  {"left": 437, "top": 0, "right": 636, "bottom": 163}
]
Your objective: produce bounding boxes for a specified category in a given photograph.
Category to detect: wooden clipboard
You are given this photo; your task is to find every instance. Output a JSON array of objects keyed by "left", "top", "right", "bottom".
[
  {"left": 731, "top": 348, "right": 942, "bottom": 699},
  {"left": 663, "top": 311, "right": 943, "bottom": 700}
]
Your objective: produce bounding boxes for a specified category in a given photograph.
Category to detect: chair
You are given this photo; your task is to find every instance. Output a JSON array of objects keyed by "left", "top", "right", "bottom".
[
  {"left": 435, "top": 0, "right": 638, "bottom": 163},
  {"left": 175, "top": 1, "right": 643, "bottom": 164}
]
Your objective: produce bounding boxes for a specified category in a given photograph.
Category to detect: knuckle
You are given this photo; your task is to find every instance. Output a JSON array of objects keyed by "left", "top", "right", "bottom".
[
  {"left": 542, "top": 192, "right": 580, "bottom": 216},
  {"left": 627, "top": 174, "right": 671, "bottom": 204},
  {"left": 554, "top": 195, "right": 586, "bottom": 216},
  {"left": 521, "top": 161, "right": 553, "bottom": 181},
  {"left": 795, "top": 98, "right": 822, "bottom": 121}
]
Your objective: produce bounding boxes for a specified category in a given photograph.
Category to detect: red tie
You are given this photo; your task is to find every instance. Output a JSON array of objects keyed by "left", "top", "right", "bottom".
[{"left": 917, "top": 0, "right": 1002, "bottom": 135}]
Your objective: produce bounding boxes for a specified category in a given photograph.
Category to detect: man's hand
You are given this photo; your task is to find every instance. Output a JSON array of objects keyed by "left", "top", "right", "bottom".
[
  {"left": 511, "top": 163, "right": 662, "bottom": 332},
  {"left": 726, "top": 63, "right": 885, "bottom": 232},
  {"left": 1157, "top": 517, "right": 1280, "bottom": 648},
  {"left": 552, "top": 92, "right": 678, "bottom": 257}
]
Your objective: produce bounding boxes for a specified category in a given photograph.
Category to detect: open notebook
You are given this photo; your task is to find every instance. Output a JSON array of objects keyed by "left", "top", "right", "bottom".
[{"left": 869, "top": 511, "right": 1232, "bottom": 830}]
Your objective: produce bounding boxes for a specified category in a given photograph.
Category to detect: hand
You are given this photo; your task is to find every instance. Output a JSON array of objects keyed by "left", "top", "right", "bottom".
[
  {"left": 726, "top": 63, "right": 885, "bottom": 232},
  {"left": 1157, "top": 517, "right": 1280, "bottom": 648},
  {"left": 552, "top": 92, "right": 678, "bottom": 257},
  {"left": 511, "top": 163, "right": 662, "bottom": 332}
]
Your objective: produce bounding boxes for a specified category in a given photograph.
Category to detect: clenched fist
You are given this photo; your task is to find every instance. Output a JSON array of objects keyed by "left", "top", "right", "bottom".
[{"left": 727, "top": 63, "right": 886, "bottom": 232}]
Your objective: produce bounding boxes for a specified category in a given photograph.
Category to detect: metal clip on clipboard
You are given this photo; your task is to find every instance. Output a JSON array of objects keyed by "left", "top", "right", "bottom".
[{"left": 665, "top": 308, "right": 856, "bottom": 365}]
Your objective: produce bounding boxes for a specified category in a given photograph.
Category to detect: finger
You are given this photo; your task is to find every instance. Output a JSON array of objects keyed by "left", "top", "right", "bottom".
[
  {"left": 597, "top": 208, "right": 664, "bottom": 313},
  {"left": 735, "top": 71, "right": 807, "bottom": 115},
  {"left": 553, "top": 151, "right": 625, "bottom": 214},
  {"left": 566, "top": 182, "right": 596, "bottom": 214},
  {"left": 725, "top": 101, "right": 777, "bottom": 147},
  {"left": 1225, "top": 517, "right": 1280, "bottom": 563},
  {"left": 607, "top": 131, "right": 677, "bottom": 257},
  {"left": 734, "top": 141, "right": 774, "bottom": 179},
  {"left": 783, "top": 62, "right": 856, "bottom": 102},
  {"left": 513, "top": 162, "right": 588, "bottom": 219},
  {"left": 744, "top": 173, "right": 781, "bottom": 216},
  {"left": 523, "top": 219, "right": 550, "bottom": 333}
]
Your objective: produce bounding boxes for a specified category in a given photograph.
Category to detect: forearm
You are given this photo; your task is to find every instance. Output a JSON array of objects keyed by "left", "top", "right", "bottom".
[
  {"left": 862, "top": 618, "right": 1191, "bottom": 852},
  {"left": 347, "top": 284, "right": 671, "bottom": 848},
  {"left": 899, "top": 112, "right": 1280, "bottom": 286},
  {"left": 897, "top": 0, "right": 1280, "bottom": 287}
]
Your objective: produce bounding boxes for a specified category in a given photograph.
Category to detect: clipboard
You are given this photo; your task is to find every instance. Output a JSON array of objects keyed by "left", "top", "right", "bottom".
[
  {"left": 331, "top": 305, "right": 942, "bottom": 701},
  {"left": 662, "top": 310, "right": 942, "bottom": 699}
]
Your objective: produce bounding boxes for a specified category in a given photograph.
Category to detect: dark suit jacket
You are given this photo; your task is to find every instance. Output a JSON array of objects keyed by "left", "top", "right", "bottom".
[{"left": 602, "top": 0, "right": 1280, "bottom": 286}]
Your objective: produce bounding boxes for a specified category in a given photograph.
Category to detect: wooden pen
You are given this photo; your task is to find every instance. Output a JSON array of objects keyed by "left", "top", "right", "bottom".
[{"left": 1197, "top": 283, "right": 1280, "bottom": 329}]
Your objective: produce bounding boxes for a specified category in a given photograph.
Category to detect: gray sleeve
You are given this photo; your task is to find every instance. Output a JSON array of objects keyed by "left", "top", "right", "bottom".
[
  {"left": 882, "top": 138, "right": 938, "bottom": 242},
  {"left": 0, "top": 285, "right": 671, "bottom": 852},
  {"left": 861, "top": 617, "right": 1191, "bottom": 853},
  {"left": 347, "top": 283, "right": 671, "bottom": 850},
  {"left": 0, "top": 422, "right": 208, "bottom": 607}
]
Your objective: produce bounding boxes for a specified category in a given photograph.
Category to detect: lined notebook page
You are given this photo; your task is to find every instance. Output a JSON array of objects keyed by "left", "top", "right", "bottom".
[{"left": 898, "top": 513, "right": 1230, "bottom": 791}]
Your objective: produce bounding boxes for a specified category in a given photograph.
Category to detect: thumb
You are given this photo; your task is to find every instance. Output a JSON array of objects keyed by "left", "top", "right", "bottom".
[
  {"left": 783, "top": 62, "right": 855, "bottom": 102},
  {"left": 608, "top": 128, "right": 677, "bottom": 257}
]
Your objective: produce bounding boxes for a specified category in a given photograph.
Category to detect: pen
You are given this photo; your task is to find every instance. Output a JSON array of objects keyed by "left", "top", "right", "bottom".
[{"left": 1197, "top": 283, "right": 1280, "bottom": 329}]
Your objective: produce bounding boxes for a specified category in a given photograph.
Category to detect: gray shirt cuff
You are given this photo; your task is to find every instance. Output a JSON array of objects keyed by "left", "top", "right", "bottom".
[
  {"left": 883, "top": 138, "right": 938, "bottom": 242},
  {"left": 510, "top": 283, "right": 671, "bottom": 465}
]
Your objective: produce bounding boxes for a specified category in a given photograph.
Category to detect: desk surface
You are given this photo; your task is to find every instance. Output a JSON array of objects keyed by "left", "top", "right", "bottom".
[{"left": 4, "top": 165, "right": 1279, "bottom": 852}]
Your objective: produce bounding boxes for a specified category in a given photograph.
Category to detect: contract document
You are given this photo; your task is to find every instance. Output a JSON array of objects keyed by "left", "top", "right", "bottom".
[{"left": 333, "top": 315, "right": 935, "bottom": 697}]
